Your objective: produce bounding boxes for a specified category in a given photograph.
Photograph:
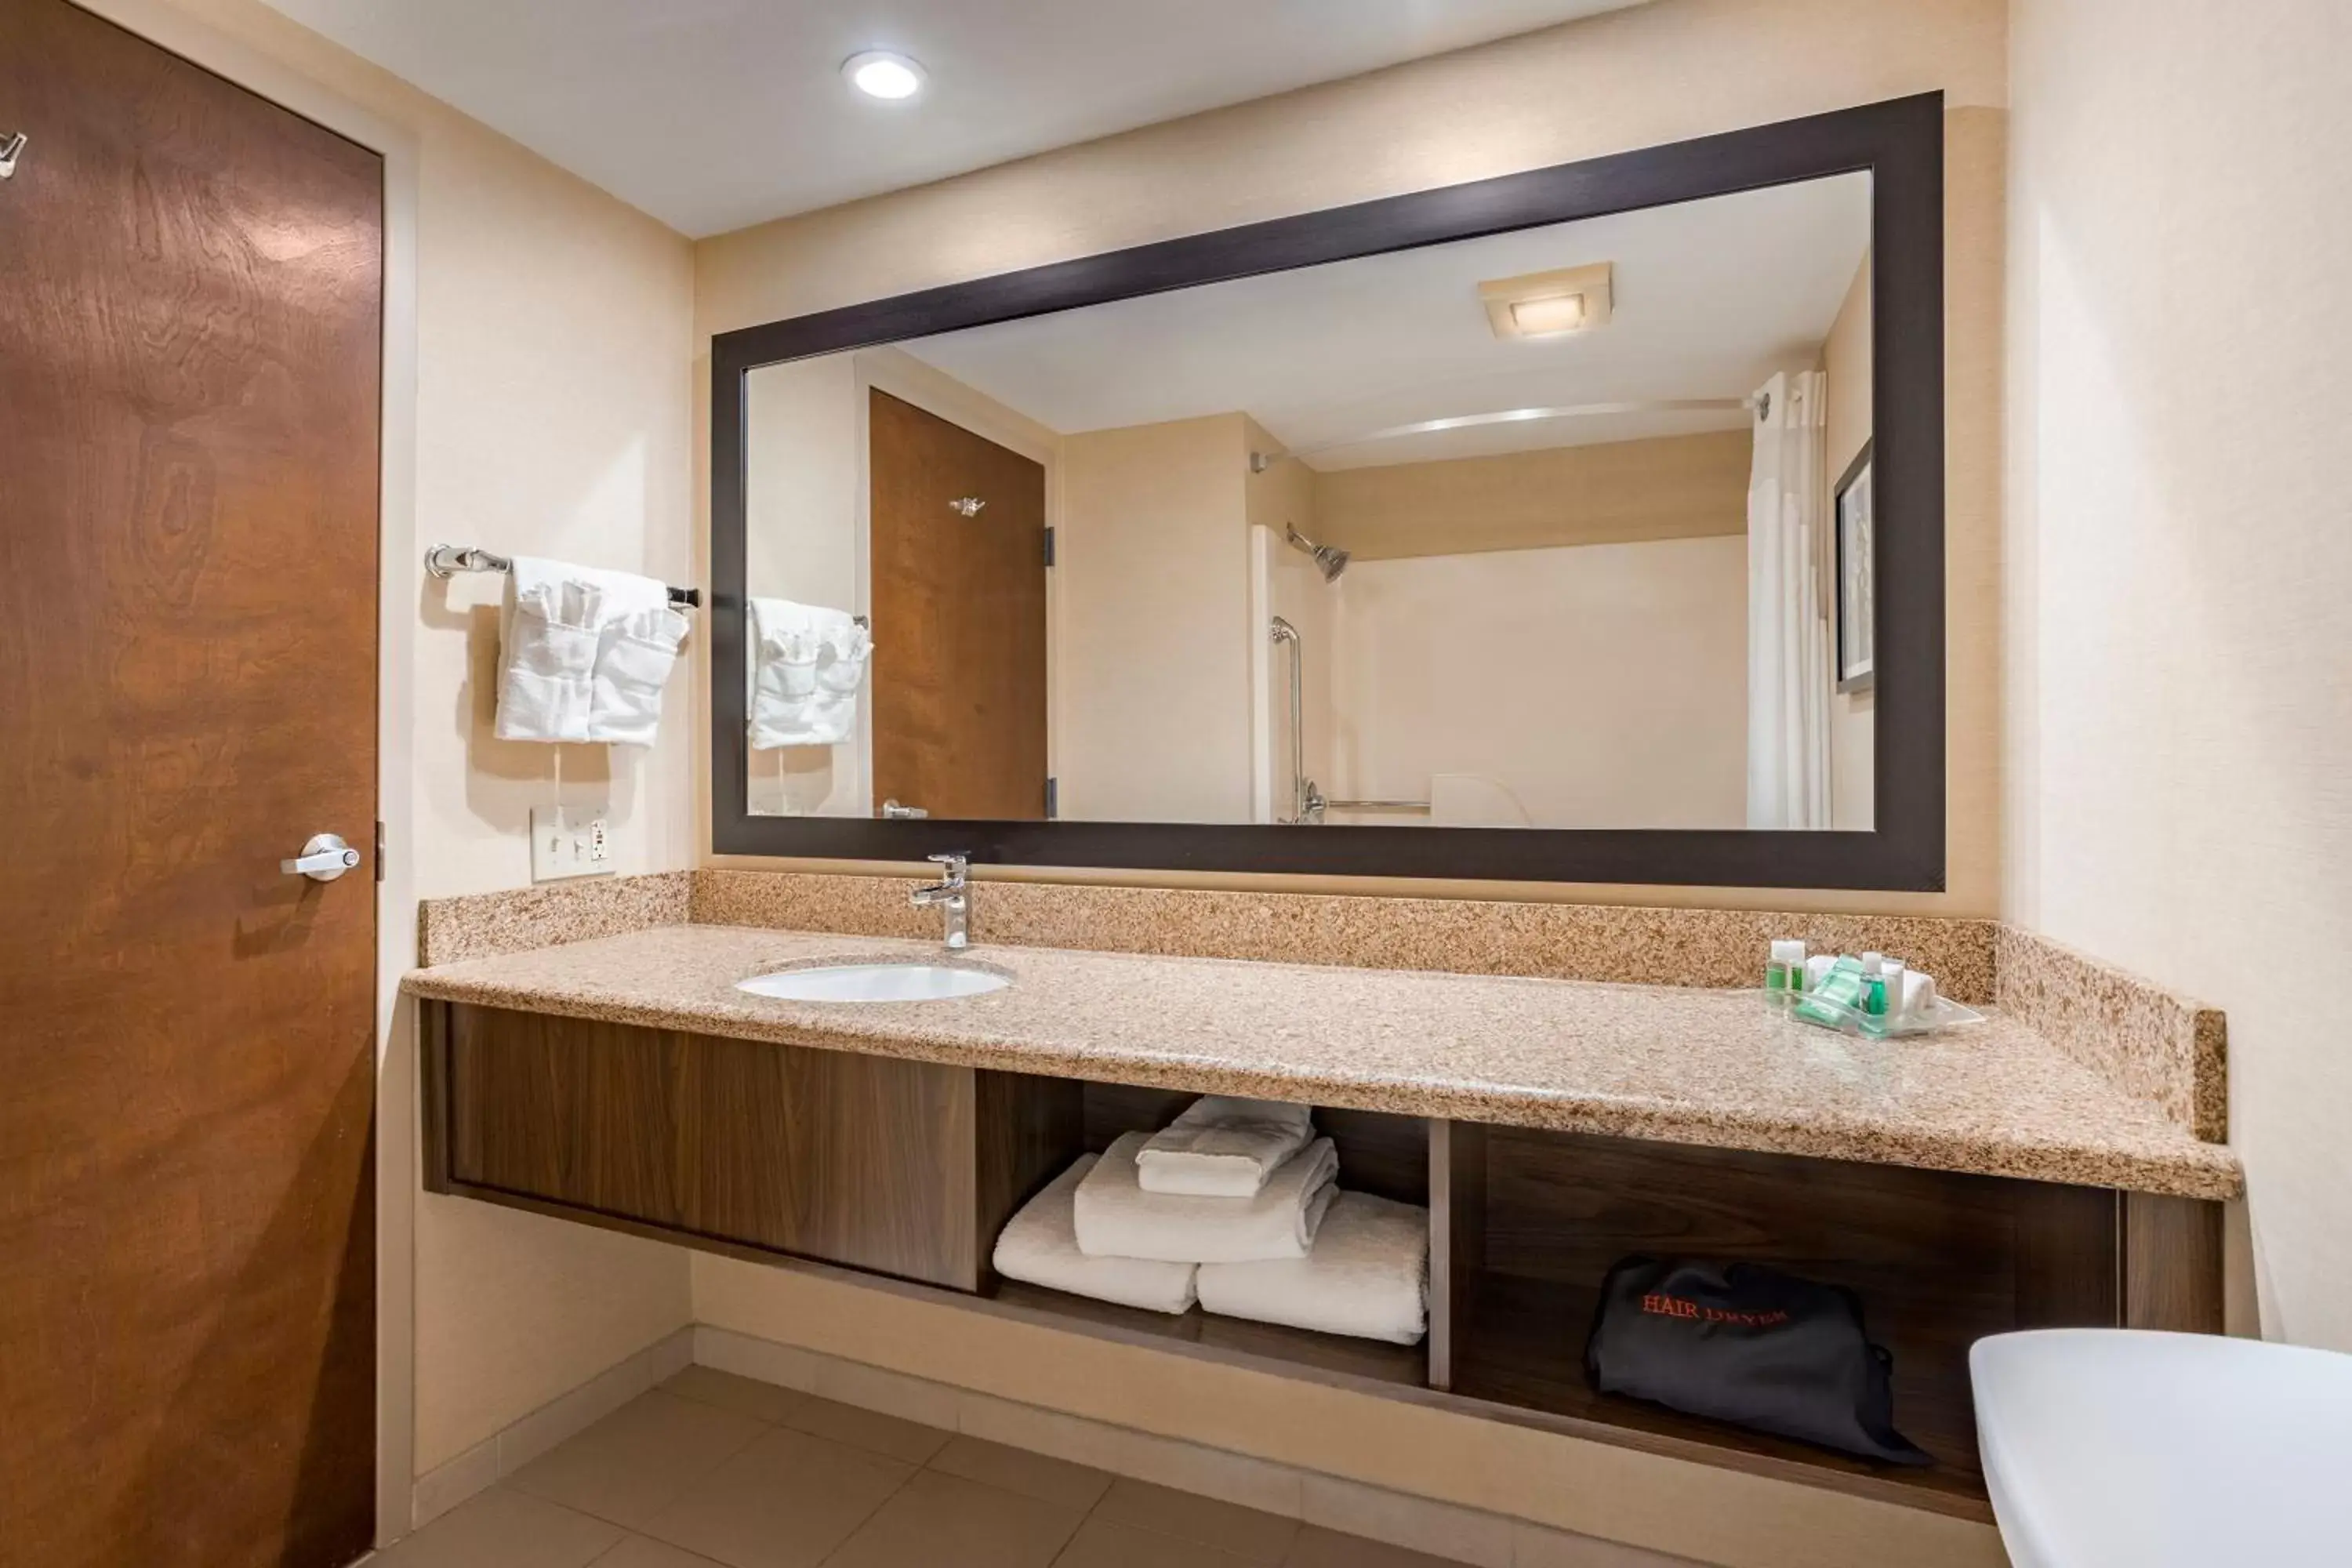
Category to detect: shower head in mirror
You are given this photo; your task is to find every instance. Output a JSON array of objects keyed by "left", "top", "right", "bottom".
[{"left": 1284, "top": 527, "right": 1349, "bottom": 583}]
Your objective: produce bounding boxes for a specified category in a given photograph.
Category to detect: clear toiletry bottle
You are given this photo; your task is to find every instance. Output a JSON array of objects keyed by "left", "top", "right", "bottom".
[{"left": 1766, "top": 939, "right": 1807, "bottom": 1010}]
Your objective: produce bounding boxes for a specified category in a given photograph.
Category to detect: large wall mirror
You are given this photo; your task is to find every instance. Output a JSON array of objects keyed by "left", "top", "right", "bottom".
[{"left": 713, "top": 94, "right": 1943, "bottom": 888}]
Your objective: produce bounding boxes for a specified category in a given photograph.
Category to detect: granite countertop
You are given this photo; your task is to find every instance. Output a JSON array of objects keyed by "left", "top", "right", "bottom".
[{"left": 402, "top": 924, "right": 2242, "bottom": 1201}]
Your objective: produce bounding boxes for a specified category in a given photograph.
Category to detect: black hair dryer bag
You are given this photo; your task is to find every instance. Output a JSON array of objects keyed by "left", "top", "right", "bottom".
[{"left": 1584, "top": 1257, "right": 1931, "bottom": 1465}]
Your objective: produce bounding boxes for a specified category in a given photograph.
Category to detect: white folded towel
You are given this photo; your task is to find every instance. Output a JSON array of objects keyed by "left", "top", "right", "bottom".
[
  {"left": 496, "top": 557, "right": 687, "bottom": 745},
  {"left": 588, "top": 605, "right": 691, "bottom": 746},
  {"left": 1135, "top": 1097, "right": 1315, "bottom": 1198},
  {"left": 750, "top": 597, "right": 871, "bottom": 749},
  {"left": 1074, "top": 1131, "right": 1338, "bottom": 1265},
  {"left": 992, "top": 1154, "right": 1198, "bottom": 1315},
  {"left": 1196, "top": 1191, "right": 1429, "bottom": 1345},
  {"left": 495, "top": 559, "right": 608, "bottom": 742}
]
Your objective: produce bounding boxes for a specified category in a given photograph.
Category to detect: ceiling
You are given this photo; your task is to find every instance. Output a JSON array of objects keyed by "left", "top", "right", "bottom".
[
  {"left": 261, "top": 0, "right": 1647, "bottom": 238},
  {"left": 898, "top": 172, "right": 1872, "bottom": 469}
]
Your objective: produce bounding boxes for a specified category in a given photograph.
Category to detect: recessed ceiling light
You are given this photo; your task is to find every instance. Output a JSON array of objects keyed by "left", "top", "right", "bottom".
[
  {"left": 843, "top": 50, "right": 926, "bottom": 101},
  {"left": 1480, "top": 262, "right": 1614, "bottom": 339}
]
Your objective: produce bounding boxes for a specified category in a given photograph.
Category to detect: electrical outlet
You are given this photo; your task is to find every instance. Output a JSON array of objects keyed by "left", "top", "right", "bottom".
[{"left": 531, "top": 804, "right": 616, "bottom": 883}]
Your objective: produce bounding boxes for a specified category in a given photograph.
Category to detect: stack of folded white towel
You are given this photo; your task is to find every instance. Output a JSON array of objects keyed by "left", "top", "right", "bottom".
[
  {"left": 992, "top": 1096, "right": 1428, "bottom": 1345},
  {"left": 495, "top": 557, "right": 690, "bottom": 746}
]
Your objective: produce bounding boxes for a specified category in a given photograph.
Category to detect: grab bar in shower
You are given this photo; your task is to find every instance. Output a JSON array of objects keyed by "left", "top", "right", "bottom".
[{"left": 1324, "top": 799, "right": 1432, "bottom": 814}]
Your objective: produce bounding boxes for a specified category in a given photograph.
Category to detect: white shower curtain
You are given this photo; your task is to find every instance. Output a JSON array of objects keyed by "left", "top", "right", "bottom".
[{"left": 1745, "top": 369, "right": 1831, "bottom": 829}]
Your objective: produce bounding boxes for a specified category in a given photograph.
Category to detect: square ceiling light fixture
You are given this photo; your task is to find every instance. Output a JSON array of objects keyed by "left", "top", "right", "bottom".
[{"left": 1479, "top": 262, "right": 1613, "bottom": 339}]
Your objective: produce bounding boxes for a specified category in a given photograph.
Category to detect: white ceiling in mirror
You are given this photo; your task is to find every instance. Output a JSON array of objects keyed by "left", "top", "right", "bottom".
[
  {"left": 258, "top": 0, "right": 1650, "bottom": 237},
  {"left": 902, "top": 173, "right": 1871, "bottom": 469}
]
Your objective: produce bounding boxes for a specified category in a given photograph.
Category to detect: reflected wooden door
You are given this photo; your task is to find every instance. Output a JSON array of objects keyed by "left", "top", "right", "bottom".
[
  {"left": 0, "top": 0, "right": 382, "bottom": 1563},
  {"left": 868, "top": 389, "right": 1049, "bottom": 819}
]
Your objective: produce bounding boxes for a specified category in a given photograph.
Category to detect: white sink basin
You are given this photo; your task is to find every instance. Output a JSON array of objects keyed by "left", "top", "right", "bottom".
[{"left": 736, "top": 963, "right": 1010, "bottom": 1004}]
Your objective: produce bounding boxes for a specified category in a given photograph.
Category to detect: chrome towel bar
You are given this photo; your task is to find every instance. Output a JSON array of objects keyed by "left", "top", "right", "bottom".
[{"left": 424, "top": 543, "right": 699, "bottom": 609}]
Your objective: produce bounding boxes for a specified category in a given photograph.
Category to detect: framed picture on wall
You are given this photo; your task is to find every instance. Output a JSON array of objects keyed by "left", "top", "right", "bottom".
[{"left": 1835, "top": 441, "right": 1875, "bottom": 694}]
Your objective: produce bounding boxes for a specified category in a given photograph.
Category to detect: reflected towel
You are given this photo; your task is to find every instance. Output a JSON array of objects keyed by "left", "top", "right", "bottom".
[
  {"left": 1197, "top": 1191, "right": 1428, "bottom": 1345},
  {"left": 1074, "top": 1131, "right": 1337, "bottom": 1264},
  {"left": 1135, "top": 1097, "right": 1314, "bottom": 1198},
  {"left": 750, "top": 597, "right": 869, "bottom": 749},
  {"left": 992, "top": 1154, "right": 1198, "bottom": 1315}
]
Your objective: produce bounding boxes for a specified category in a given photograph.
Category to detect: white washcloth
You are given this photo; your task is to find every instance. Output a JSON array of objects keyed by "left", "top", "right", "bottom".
[
  {"left": 1074, "top": 1131, "right": 1337, "bottom": 1265},
  {"left": 992, "top": 1154, "right": 1198, "bottom": 1315},
  {"left": 1135, "top": 1098, "right": 1315, "bottom": 1198},
  {"left": 750, "top": 597, "right": 871, "bottom": 749},
  {"left": 1197, "top": 1191, "right": 1428, "bottom": 1345}
]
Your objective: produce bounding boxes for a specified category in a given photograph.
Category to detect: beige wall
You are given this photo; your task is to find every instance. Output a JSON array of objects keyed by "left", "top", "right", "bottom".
[
  {"left": 1822, "top": 254, "right": 1877, "bottom": 830},
  {"left": 1331, "top": 538, "right": 1749, "bottom": 829},
  {"left": 1058, "top": 415, "right": 1255, "bottom": 821},
  {"left": 2006, "top": 0, "right": 2352, "bottom": 1348},
  {"left": 694, "top": 0, "right": 2009, "bottom": 917},
  {"left": 129, "top": 0, "right": 700, "bottom": 1508},
  {"left": 1316, "top": 430, "right": 1751, "bottom": 560}
]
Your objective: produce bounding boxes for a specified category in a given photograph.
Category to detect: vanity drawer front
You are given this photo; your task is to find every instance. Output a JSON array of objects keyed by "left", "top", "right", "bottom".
[
  {"left": 686, "top": 1030, "right": 980, "bottom": 1287},
  {"left": 429, "top": 1003, "right": 989, "bottom": 1290},
  {"left": 442, "top": 1005, "right": 691, "bottom": 1228}
]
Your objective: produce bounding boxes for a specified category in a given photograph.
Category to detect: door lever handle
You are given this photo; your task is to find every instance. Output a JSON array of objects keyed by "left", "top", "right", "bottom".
[
  {"left": 0, "top": 133, "right": 25, "bottom": 180},
  {"left": 282, "top": 833, "right": 361, "bottom": 882}
]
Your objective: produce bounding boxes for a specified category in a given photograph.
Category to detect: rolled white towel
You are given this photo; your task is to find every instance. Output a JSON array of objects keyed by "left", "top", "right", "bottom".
[
  {"left": 992, "top": 1155, "right": 1198, "bottom": 1315},
  {"left": 1135, "top": 1097, "right": 1313, "bottom": 1197},
  {"left": 1197, "top": 1191, "right": 1428, "bottom": 1345},
  {"left": 1074, "top": 1131, "right": 1337, "bottom": 1264}
]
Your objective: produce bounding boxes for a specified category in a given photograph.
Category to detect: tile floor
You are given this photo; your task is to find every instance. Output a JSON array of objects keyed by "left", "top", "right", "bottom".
[{"left": 377, "top": 1367, "right": 1475, "bottom": 1568}]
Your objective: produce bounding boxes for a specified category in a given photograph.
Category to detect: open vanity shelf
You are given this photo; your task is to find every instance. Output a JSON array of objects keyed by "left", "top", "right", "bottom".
[{"left": 419, "top": 994, "right": 2223, "bottom": 1523}]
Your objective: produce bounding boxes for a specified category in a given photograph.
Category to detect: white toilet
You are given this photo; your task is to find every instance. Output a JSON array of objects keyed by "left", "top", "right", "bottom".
[{"left": 1972, "top": 1329, "right": 2352, "bottom": 1566}]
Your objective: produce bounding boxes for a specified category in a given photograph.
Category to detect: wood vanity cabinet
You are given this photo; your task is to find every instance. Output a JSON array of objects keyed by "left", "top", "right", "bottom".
[
  {"left": 420, "top": 998, "right": 2222, "bottom": 1523},
  {"left": 423, "top": 1001, "right": 1077, "bottom": 1290}
]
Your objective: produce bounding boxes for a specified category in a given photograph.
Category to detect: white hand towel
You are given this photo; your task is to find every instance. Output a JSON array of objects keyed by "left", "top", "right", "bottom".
[
  {"left": 1073, "top": 1131, "right": 1338, "bottom": 1265},
  {"left": 1135, "top": 1097, "right": 1314, "bottom": 1198},
  {"left": 587, "top": 605, "right": 690, "bottom": 746},
  {"left": 495, "top": 559, "right": 608, "bottom": 742},
  {"left": 750, "top": 597, "right": 870, "bottom": 749},
  {"left": 992, "top": 1154, "right": 1199, "bottom": 1315},
  {"left": 1197, "top": 1191, "right": 1428, "bottom": 1345}
]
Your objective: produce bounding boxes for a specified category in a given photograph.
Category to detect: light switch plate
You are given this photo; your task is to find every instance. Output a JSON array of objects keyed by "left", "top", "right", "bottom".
[{"left": 531, "top": 804, "right": 615, "bottom": 883}]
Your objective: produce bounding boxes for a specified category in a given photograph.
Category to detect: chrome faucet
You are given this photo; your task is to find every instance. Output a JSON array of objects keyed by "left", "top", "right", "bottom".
[{"left": 910, "top": 852, "right": 971, "bottom": 950}]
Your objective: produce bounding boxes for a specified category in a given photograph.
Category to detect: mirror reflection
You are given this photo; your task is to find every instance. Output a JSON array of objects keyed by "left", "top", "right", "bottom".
[{"left": 745, "top": 172, "right": 1874, "bottom": 831}]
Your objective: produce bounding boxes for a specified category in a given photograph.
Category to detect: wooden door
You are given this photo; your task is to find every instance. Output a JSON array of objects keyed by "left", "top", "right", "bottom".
[
  {"left": 0, "top": 2, "right": 383, "bottom": 1563},
  {"left": 868, "top": 389, "right": 1049, "bottom": 819}
]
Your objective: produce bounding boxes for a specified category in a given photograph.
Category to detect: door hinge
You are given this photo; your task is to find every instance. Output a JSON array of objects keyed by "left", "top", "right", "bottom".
[
  {"left": 1043, "top": 526, "right": 1055, "bottom": 568},
  {"left": 1044, "top": 777, "right": 1058, "bottom": 820},
  {"left": 374, "top": 820, "right": 387, "bottom": 883}
]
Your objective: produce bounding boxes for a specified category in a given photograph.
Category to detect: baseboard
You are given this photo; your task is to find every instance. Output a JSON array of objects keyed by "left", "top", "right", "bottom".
[
  {"left": 692, "top": 1325, "right": 1694, "bottom": 1568},
  {"left": 409, "top": 1326, "right": 695, "bottom": 1530}
]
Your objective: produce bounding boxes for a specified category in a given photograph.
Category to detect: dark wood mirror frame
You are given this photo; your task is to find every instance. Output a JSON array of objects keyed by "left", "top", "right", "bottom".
[{"left": 711, "top": 93, "right": 1944, "bottom": 889}]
